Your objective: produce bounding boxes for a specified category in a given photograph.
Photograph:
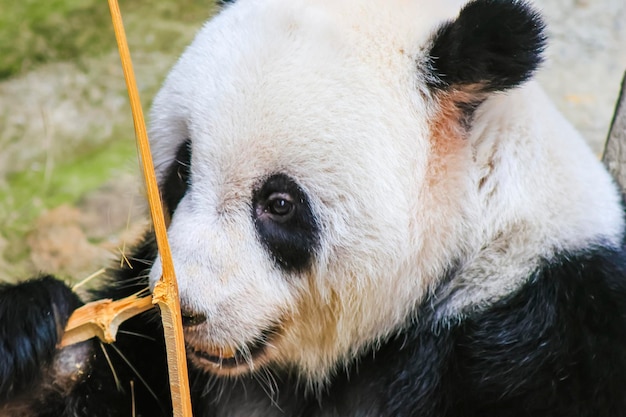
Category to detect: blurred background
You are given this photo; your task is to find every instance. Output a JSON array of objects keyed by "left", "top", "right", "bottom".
[{"left": 0, "top": 0, "right": 624, "bottom": 283}]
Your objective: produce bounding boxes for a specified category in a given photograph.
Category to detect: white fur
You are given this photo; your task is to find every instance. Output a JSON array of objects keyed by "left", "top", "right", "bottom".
[
  {"left": 437, "top": 83, "right": 624, "bottom": 320},
  {"left": 147, "top": 0, "right": 624, "bottom": 382}
]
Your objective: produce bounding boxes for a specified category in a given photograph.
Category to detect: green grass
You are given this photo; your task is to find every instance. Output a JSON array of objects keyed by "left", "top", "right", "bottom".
[
  {"left": 0, "top": 0, "right": 113, "bottom": 79},
  {"left": 0, "top": 0, "right": 221, "bottom": 278},
  {"left": 0, "top": 0, "right": 218, "bottom": 80},
  {"left": 0, "top": 135, "right": 137, "bottom": 275},
  {"left": 0, "top": 137, "right": 136, "bottom": 240}
]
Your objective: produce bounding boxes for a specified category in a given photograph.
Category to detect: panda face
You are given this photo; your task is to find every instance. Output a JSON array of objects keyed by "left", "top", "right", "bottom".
[
  {"left": 146, "top": 0, "right": 565, "bottom": 380},
  {"left": 147, "top": 0, "right": 450, "bottom": 378}
]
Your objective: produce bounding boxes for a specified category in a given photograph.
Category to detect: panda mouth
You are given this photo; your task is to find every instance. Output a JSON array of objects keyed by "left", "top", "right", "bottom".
[{"left": 186, "top": 326, "right": 278, "bottom": 374}]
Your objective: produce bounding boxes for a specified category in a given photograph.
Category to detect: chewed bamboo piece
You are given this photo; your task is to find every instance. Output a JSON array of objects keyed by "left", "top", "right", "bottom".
[{"left": 60, "top": 294, "right": 153, "bottom": 347}]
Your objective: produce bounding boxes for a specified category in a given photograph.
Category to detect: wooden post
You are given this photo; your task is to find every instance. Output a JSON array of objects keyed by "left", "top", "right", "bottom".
[{"left": 602, "top": 71, "right": 626, "bottom": 192}]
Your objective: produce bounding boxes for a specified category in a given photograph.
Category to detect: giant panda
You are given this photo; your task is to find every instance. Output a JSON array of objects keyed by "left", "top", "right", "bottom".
[{"left": 2, "top": 0, "right": 626, "bottom": 416}]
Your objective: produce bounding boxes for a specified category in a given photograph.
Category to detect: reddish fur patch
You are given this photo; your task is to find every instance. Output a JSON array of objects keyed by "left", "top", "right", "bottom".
[{"left": 427, "top": 89, "right": 480, "bottom": 185}]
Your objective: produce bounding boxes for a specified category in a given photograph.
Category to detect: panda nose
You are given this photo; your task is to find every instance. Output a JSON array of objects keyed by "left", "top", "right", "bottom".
[{"left": 181, "top": 310, "right": 207, "bottom": 327}]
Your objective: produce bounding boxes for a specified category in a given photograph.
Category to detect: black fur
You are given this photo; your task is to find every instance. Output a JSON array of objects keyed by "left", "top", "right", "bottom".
[
  {"left": 161, "top": 139, "right": 192, "bottom": 218},
  {"left": 382, "top": 245, "right": 626, "bottom": 416},
  {"left": 0, "top": 276, "right": 82, "bottom": 402},
  {"left": 3, "top": 237, "right": 626, "bottom": 416},
  {"left": 0, "top": 236, "right": 171, "bottom": 417},
  {"left": 193, "top": 244, "right": 626, "bottom": 416},
  {"left": 427, "top": 0, "right": 546, "bottom": 93},
  {"left": 252, "top": 173, "right": 320, "bottom": 272},
  {"left": 71, "top": 232, "right": 171, "bottom": 417}
]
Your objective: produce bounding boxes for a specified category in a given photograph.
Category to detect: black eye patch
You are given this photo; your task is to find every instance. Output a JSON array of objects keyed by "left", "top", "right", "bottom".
[
  {"left": 160, "top": 139, "right": 192, "bottom": 218},
  {"left": 252, "top": 174, "right": 320, "bottom": 272}
]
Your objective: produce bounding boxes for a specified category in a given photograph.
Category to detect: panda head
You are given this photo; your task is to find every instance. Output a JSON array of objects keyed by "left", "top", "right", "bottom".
[{"left": 146, "top": 0, "right": 618, "bottom": 383}]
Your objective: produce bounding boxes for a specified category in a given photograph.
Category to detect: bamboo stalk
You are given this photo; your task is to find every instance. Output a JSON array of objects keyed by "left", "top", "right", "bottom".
[{"left": 106, "top": 1, "right": 193, "bottom": 415}]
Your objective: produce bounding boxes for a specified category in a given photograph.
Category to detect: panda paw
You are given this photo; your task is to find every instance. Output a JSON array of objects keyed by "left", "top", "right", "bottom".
[{"left": 0, "top": 275, "right": 82, "bottom": 401}]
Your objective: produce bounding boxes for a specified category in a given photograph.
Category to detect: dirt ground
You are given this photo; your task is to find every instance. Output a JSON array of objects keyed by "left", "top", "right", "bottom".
[{"left": 1, "top": 0, "right": 625, "bottom": 283}]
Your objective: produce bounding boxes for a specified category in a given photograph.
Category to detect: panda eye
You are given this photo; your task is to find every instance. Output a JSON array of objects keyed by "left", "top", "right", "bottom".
[
  {"left": 161, "top": 139, "right": 192, "bottom": 217},
  {"left": 177, "top": 165, "right": 188, "bottom": 182},
  {"left": 252, "top": 174, "right": 320, "bottom": 272},
  {"left": 265, "top": 193, "right": 295, "bottom": 222}
]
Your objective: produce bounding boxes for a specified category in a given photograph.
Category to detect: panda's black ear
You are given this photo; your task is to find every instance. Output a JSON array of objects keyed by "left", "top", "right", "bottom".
[{"left": 427, "top": 0, "right": 546, "bottom": 94}]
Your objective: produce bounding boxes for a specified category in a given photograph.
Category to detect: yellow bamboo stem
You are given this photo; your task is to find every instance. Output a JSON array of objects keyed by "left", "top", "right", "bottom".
[{"left": 106, "top": 1, "right": 193, "bottom": 416}]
